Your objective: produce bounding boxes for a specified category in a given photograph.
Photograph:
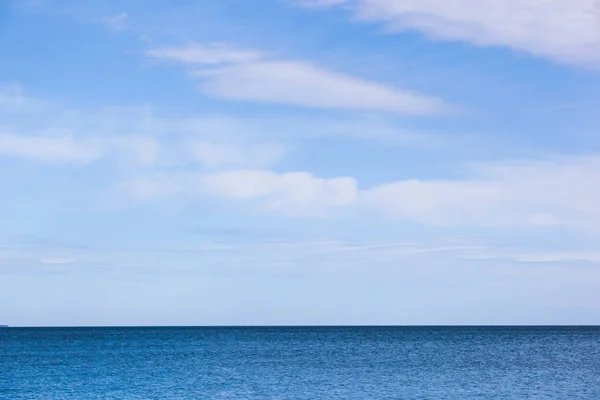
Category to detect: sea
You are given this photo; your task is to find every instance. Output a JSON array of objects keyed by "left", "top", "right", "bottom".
[{"left": 1, "top": 326, "right": 599, "bottom": 399}]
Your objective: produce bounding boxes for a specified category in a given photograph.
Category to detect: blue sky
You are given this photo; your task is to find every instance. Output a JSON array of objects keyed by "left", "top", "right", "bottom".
[{"left": 1, "top": 0, "right": 600, "bottom": 326}]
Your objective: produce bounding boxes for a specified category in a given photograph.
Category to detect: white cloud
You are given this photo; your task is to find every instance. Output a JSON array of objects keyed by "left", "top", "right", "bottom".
[
  {"left": 203, "top": 170, "right": 358, "bottom": 209},
  {"left": 120, "top": 153, "right": 600, "bottom": 229},
  {"left": 459, "top": 249, "right": 600, "bottom": 264},
  {"left": 147, "top": 43, "right": 262, "bottom": 65},
  {"left": 147, "top": 43, "right": 452, "bottom": 114},
  {"left": 195, "top": 61, "right": 449, "bottom": 114},
  {"left": 300, "top": 0, "right": 600, "bottom": 67},
  {"left": 301, "top": 0, "right": 348, "bottom": 6},
  {"left": 39, "top": 258, "right": 79, "bottom": 265},
  {"left": 511, "top": 252, "right": 600, "bottom": 264},
  {"left": 189, "top": 141, "right": 285, "bottom": 168},
  {"left": 0, "top": 85, "right": 287, "bottom": 168},
  {"left": 2, "top": 84, "right": 450, "bottom": 174},
  {"left": 174, "top": 114, "right": 454, "bottom": 150},
  {"left": 0, "top": 133, "right": 102, "bottom": 164},
  {"left": 0, "top": 83, "right": 25, "bottom": 113},
  {"left": 361, "top": 155, "right": 600, "bottom": 230},
  {"left": 124, "top": 170, "right": 358, "bottom": 215},
  {"left": 0, "top": 132, "right": 160, "bottom": 165},
  {"left": 324, "top": 242, "right": 485, "bottom": 255},
  {"left": 109, "top": 136, "right": 160, "bottom": 166},
  {"left": 4, "top": 84, "right": 599, "bottom": 232},
  {"left": 97, "top": 12, "right": 128, "bottom": 32}
]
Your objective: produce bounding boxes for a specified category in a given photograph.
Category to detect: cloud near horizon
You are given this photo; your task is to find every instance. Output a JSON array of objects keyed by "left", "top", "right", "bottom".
[
  {"left": 361, "top": 156, "right": 600, "bottom": 230},
  {"left": 119, "top": 154, "right": 600, "bottom": 231}
]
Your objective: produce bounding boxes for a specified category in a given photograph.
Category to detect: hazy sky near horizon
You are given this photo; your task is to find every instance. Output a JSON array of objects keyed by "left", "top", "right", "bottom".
[{"left": 1, "top": 0, "right": 600, "bottom": 326}]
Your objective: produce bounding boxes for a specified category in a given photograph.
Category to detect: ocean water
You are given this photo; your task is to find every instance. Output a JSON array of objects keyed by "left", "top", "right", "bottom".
[{"left": 1, "top": 327, "right": 599, "bottom": 399}]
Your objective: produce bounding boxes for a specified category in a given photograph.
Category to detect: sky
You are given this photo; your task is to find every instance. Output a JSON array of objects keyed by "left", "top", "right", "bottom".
[{"left": 1, "top": 0, "right": 600, "bottom": 326}]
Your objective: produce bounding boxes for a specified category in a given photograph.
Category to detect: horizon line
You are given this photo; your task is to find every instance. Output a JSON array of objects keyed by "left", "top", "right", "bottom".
[{"left": 3, "top": 324, "right": 600, "bottom": 329}]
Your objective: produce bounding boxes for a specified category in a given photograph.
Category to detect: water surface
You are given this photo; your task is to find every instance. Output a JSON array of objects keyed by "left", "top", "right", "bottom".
[{"left": 2, "top": 326, "right": 599, "bottom": 399}]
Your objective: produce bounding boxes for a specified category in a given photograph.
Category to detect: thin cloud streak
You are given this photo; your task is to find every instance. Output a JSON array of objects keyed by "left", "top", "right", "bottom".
[
  {"left": 299, "top": 0, "right": 600, "bottom": 67},
  {"left": 147, "top": 43, "right": 454, "bottom": 115}
]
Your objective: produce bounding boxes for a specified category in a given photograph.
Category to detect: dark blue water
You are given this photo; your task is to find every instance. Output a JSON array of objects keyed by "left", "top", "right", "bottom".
[{"left": 1, "top": 327, "right": 599, "bottom": 399}]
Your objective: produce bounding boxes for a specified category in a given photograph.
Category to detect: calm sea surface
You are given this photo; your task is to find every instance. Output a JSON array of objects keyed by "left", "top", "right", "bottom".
[{"left": 1, "top": 326, "right": 599, "bottom": 399}]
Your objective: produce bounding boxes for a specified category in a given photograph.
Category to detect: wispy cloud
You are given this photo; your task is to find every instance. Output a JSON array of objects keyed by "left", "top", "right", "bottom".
[
  {"left": 96, "top": 12, "right": 128, "bottom": 32},
  {"left": 0, "top": 133, "right": 103, "bottom": 164},
  {"left": 0, "top": 235, "right": 505, "bottom": 277},
  {"left": 362, "top": 155, "right": 600, "bottom": 230},
  {"left": 0, "top": 85, "right": 285, "bottom": 168},
  {"left": 460, "top": 249, "right": 600, "bottom": 264},
  {"left": 123, "top": 170, "right": 358, "bottom": 216},
  {"left": 0, "top": 84, "right": 453, "bottom": 169},
  {"left": 39, "top": 257, "right": 80, "bottom": 265},
  {"left": 299, "top": 0, "right": 600, "bottom": 67},
  {"left": 298, "top": 0, "right": 348, "bottom": 6},
  {"left": 120, "top": 153, "right": 600, "bottom": 231},
  {"left": 147, "top": 43, "right": 453, "bottom": 115},
  {"left": 202, "top": 170, "right": 357, "bottom": 211},
  {"left": 147, "top": 43, "right": 262, "bottom": 65},
  {"left": 0, "top": 130, "right": 160, "bottom": 166},
  {"left": 0, "top": 83, "right": 25, "bottom": 113},
  {"left": 189, "top": 141, "right": 285, "bottom": 169},
  {"left": 4, "top": 84, "right": 600, "bottom": 232}
]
